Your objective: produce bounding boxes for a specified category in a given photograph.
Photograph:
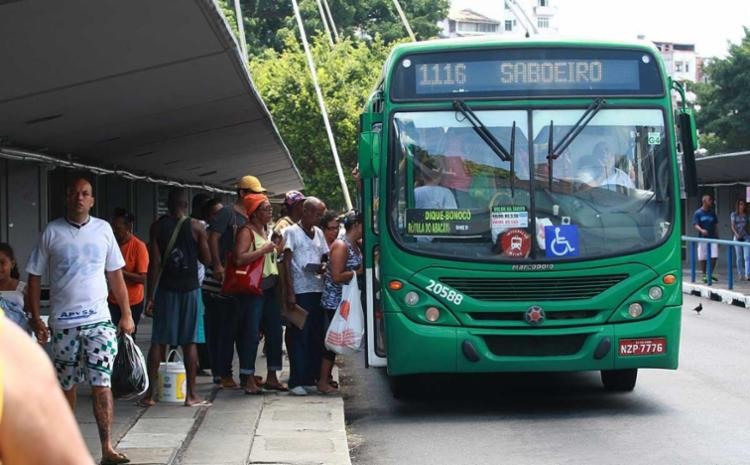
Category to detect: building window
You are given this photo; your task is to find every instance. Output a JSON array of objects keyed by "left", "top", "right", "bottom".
[
  {"left": 478, "top": 23, "right": 498, "bottom": 33},
  {"left": 539, "top": 0, "right": 548, "bottom": 6},
  {"left": 505, "top": 20, "right": 513, "bottom": 31},
  {"left": 538, "top": 17, "right": 549, "bottom": 29},
  {"left": 675, "top": 61, "right": 683, "bottom": 72},
  {"left": 449, "top": 20, "right": 456, "bottom": 33},
  {"left": 685, "top": 63, "right": 690, "bottom": 72}
]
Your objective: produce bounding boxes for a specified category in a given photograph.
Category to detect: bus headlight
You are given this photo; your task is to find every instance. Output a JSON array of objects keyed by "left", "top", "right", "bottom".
[
  {"left": 648, "top": 286, "right": 663, "bottom": 300},
  {"left": 628, "top": 302, "right": 644, "bottom": 318},
  {"left": 425, "top": 307, "right": 441, "bottom": 322},
  {"left": 404, "top": 291, "right": 420, "bottom": 306}
]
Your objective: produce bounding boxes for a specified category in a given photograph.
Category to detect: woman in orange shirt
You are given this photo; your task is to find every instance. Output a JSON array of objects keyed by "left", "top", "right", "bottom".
[{"left": 108, "top": 208, "right": 149, "bottom": 338}]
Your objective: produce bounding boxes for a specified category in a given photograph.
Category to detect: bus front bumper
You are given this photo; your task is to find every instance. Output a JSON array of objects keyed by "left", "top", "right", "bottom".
[{"left": 384, "top": 306, "right": 681, "bottom": 376}]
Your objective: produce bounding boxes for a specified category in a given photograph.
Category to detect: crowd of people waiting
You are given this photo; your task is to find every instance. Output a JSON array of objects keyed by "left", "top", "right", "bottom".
[{"left": 0, "top": 173, "right": 363, "bottom": 464}]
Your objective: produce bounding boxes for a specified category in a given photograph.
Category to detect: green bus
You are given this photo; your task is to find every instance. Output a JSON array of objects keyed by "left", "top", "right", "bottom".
[{"left": 357, "top": 37, "right": 698, "bottom": 396}]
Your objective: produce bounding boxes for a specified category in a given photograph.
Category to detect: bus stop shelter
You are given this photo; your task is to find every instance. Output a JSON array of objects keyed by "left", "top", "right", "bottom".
[{"left": 0, "top": 0, "right": 301, "bottom": 195}]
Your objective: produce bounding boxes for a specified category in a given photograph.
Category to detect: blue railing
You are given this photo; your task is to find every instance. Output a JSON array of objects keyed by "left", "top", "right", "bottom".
[{"left": 682, "top": 236, "right": 749, "bottom": 289}]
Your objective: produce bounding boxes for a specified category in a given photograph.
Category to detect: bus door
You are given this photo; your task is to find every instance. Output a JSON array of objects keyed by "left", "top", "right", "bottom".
[{"left": 360, "top": 120, "right": 387, "bottom": 368}]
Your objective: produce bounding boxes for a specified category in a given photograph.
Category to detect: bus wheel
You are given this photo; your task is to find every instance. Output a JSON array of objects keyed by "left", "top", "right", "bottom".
[
  {"left": 389, "top": 375, "right": 418, "bottom": 399},
  {"left": 601, "top": 369, "right": 638, "bottom": 392}
]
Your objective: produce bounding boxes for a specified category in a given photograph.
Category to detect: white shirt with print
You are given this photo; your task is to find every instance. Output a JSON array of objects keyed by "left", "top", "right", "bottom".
[
  {"left": 283, "top": 223, "right": 329, "bottom": 295},
  {"left": 26, "top": 217, "right": 125, "bottom": 329}
]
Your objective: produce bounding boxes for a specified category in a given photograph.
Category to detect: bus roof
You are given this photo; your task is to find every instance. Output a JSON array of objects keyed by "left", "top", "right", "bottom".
[{"left": 391, "top": 36, "right": 660, "bottom": 54}]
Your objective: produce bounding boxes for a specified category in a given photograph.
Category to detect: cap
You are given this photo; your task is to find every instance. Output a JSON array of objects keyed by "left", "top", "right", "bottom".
[
  {"left": 237, "top": 175, "right": 266, "bottom": 193},
  {"left": 283, "top": 190, "right": 306, "bottom": 207},
  {"left": 243, "top": 193, "right": 269, "bottom": 217}
]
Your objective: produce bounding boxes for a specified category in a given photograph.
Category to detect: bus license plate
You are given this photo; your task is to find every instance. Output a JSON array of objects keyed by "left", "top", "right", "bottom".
[{"left": 619, "top": 338, "right": 666, "bottom": 356}]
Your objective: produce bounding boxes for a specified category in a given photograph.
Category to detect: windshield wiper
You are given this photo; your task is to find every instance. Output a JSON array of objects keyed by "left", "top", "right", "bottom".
[
  {"left": 453, "top": 100, "right": 513, "bottom": 163},
  {"left": 546, "top": 98, "right": 606, "bottom": 190}
]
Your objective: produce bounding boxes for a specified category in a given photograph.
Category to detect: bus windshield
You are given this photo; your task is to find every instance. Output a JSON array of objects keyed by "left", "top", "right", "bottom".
[{"left": 389, "top": 108, "right": 672, "bottom": 262}]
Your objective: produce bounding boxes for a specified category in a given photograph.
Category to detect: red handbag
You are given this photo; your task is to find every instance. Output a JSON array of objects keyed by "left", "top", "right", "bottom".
[{"left": 221, "top": 230, "right": 264, "bottom": 295}]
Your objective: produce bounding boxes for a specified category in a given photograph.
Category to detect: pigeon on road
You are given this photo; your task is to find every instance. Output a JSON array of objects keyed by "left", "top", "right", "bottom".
[{"left": 693, "top": 303, "right": 703, "bottom": 314}]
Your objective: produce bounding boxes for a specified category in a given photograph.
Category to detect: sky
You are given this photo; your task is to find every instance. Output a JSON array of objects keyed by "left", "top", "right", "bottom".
[{"left": 450, "top": 0, "right": 749, "bottom": 57}]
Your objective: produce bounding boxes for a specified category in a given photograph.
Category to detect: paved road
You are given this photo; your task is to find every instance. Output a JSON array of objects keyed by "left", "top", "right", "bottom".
[{"left": 341, "top": 294, "right": 750, "bottom": 465}]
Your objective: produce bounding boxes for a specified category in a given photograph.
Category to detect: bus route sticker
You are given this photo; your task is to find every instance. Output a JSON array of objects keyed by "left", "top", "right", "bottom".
[
  {"left": 491, "top": 205, "right": 528, "bottom": 242},
  {"left": 647, "top": 132, "right": 661, "bottom": 145}
]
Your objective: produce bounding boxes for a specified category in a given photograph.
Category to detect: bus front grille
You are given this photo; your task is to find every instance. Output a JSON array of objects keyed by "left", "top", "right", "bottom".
[
  {"left": 469, "top": 310, "right": 599, "bottom": 321},
  {"left": 482, "top": 334, "right": 588, "bottom": 356},
  {"left": 441, "top": 274, "right": 628, "bottom": 301}
]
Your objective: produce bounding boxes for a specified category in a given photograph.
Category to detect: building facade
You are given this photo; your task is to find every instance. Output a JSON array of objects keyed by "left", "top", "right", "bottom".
[{"left": 441, "top": 0, "right": 558, "bottom": 38}]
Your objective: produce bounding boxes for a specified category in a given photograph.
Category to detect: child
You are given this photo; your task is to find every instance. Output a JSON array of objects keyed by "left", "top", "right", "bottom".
[{"left": 0, "top": 242, "right": 30, "bottom": 332}]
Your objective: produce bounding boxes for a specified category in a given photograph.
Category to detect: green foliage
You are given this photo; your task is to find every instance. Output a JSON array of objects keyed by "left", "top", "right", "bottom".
[
  {"left": 250, "top": 37, "right": 394, "bottom": 209},
  {"left": 694, "top": 27, "right": 750, "bottom": 154},
  {"left": 217, "top": 0, "right": 449, "bottom": 57}
]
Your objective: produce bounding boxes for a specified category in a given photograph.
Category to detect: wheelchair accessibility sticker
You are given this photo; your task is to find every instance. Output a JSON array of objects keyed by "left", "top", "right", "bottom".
[{"left": 544, "top": 225, "right": 579, "bottom": 258}]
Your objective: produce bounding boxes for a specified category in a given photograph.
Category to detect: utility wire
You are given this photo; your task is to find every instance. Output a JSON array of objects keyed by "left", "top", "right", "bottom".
[
  {"left": 315, "top": 0, "right": 335, "bottom": 45},
  {"left": 391, "top": 0, "right": 416, "bottom": 41},
  {"left": 233, "top": 0, "right": 249, "bottom": 60},
  {"left": 291, "top": 0, "right": 353, "bottom": 209},
  {"left": 321, "top": 0, "right": 340, "bottom": 42}
]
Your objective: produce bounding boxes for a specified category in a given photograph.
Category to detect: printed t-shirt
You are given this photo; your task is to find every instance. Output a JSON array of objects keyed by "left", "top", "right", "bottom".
[
  {"left": 693, "top": 207, "right": 719, "bottom": 238},
  {"left": 282, "top": 223, "right": 329, "bottom": 295},
  {"left": 108, "top": 235, "right": 148, "bottom": 306},
  {"left": 26, "top": 217, "right": 125, "bottom": 330}
]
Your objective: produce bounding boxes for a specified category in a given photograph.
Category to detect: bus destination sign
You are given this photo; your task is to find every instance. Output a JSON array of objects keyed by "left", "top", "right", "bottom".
[
  {"left": 406, "top": 209, "right": 485, "bottom": 236},
  {"left": 391, "top": 48, "right": 664, "bottom": 99},
  {"left": 415, "top": 59, "right": 639, "bottom": 95}
]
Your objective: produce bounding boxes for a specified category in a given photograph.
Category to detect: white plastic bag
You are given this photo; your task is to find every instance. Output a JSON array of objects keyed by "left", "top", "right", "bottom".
[{"left": 325, "top": 277, "right": 364, "bottom": 355}]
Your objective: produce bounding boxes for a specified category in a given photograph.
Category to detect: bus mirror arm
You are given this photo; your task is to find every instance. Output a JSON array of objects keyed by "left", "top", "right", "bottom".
[
  {"left": 358, "top": 131, "right": 381, "bottom": 179},
  {"left": 678, "top": 112, "right": 699, "bottom": 197}
]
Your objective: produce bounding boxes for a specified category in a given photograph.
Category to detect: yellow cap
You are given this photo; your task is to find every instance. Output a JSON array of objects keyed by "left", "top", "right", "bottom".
[{"left": 237, "top": 175, "right": 266, "bottom": 193}]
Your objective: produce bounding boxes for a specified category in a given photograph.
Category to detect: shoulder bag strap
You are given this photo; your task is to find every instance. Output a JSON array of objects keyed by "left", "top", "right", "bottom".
[{"left": 154, "top": 215, "right": 189, "bottom": 294}]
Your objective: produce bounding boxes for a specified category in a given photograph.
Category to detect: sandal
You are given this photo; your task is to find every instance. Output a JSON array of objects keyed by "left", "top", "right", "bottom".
[
  {"left": 244, "top": 387, "right": 263, "bottom": 395},
  {"left": 100, "top": 452, "right": 130, "bottom": 465},
  {"left": 262, "top": 381, "right": 289, "bottom": 392}
]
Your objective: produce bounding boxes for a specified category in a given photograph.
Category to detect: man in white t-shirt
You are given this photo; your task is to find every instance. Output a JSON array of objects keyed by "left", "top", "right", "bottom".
[
  {"left": 282, "top": 197, "right": 329, "bottom": 396},
  {"left": 26, "top": 177, "right": 134, "bottom": 465}
]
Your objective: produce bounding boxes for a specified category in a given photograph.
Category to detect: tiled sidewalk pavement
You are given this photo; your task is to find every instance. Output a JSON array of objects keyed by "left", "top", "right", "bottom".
[{"left": 73, "top": 318, "right": 351, "bottom": 465}]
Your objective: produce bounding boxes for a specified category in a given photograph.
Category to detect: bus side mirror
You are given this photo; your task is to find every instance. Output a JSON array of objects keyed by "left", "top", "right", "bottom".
[
  {"left": 678, "top": 112, "right": 698, "bottom": 197},
  {"left": 358, "top": 131, "right": 381, "bottom": 179}
]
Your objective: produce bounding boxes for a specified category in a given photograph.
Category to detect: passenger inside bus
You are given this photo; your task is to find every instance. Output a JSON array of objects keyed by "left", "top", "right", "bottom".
[{"left": 413, "top": 157, "right": 457, "bottom": 210}]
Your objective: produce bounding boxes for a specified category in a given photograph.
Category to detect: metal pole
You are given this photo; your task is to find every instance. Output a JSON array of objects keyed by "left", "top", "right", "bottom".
[
  {"left": 321, "top": 0, "right": 340, "bottom": 42},
  {"left": 391, "top": 0, "right": 416, "bottom": 41},
  {"left": 691, "top": 241, "right": 696, "bottom": 283},
  {"left": 728, "top": 246, "right": 734, "bottom": 290},
  {"left": 291, "top": 0, "right": 353, "bottom": 210},
  {"left": 315, "top": 0, "right": 334, "bottom": 46},
  {"left": 707, "top": 242, "right": 713, "bottom": 285},
  {"left": 233, "top": 0, "right": 248, "bottom": 60}
]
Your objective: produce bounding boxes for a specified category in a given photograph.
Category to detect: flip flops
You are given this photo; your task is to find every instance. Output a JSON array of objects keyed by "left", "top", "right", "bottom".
[
  {"left": 100, "top": 452, "right": 130, "bottom": 465},
  {"left": 262, "top": 382, "right": 289, "bottom": 392}
]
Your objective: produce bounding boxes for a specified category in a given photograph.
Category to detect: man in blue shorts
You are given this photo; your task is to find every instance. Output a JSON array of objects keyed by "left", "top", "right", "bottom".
[{"left": 693, "top": 193, "right": 720, "bottom": 282}]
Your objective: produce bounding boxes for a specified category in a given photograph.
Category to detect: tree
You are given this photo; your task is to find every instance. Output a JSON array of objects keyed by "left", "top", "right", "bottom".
[
  {"left": 694, "top": 27, "right": 750, "bottom": 154},
  {"left": 249, "top": 37, "right": 395, "bottom": 209},
  {"left": 219, "top": 0, "right": 449, "bottom": 57}
]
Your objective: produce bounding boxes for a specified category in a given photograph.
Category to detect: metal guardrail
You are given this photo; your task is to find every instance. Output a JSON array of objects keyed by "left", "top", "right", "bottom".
[{"left": 682, "top": 236, "right": 750, "bottom": 289}]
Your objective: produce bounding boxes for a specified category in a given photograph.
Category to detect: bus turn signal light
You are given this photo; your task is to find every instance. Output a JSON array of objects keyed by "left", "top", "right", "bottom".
[
  {"left": 663, "top": 274, "right": 676, "bottom": 285},
  {"left": 388, "top": 280, "right": 403, "bottom": 291}
]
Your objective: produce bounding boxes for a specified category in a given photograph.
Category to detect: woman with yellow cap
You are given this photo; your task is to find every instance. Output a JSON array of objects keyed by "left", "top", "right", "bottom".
[{"left": 232, "top": 194, "right": 286, "bottom": 394}]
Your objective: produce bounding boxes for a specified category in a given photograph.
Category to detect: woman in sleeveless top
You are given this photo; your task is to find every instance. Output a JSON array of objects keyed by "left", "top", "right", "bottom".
[
  {"left": 234, "top": 194, "right": 287, "bottom": 394},
  {"left": 730, "top": 199, "right": 750, "bottom": 280},
  {"left": 319, "top": 211, "right": 364, "bottom": 394}
]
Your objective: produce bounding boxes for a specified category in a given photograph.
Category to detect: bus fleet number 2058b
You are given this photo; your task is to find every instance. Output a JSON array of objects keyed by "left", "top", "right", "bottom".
[{"left": 426, "top": 279, "right": 464, "bottom": 305}]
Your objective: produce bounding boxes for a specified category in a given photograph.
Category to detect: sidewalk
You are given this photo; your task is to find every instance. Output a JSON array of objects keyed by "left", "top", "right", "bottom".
[{"left": 73, "top": 319, "right": 351, "bottom": 465}]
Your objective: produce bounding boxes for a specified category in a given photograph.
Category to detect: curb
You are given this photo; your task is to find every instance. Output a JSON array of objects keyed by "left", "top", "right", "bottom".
[{"left": 683, "top": 283, "right": 750, "bottom": 308}]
